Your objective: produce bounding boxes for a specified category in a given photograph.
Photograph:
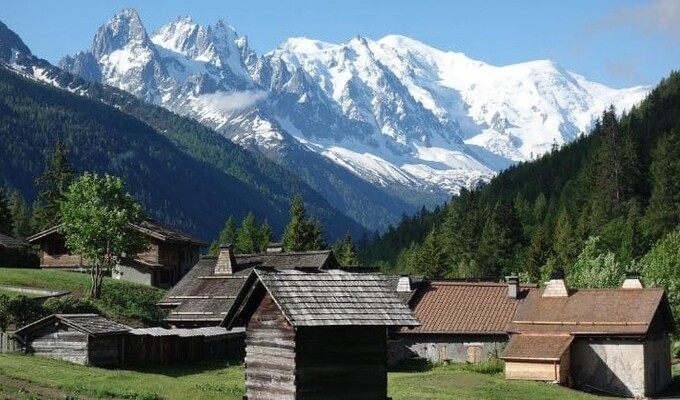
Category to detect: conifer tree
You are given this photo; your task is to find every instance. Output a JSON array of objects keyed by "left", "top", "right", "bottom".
[
  {"left": 0, "top": 190, "right": 12, "bottom": 234},
  {"left": 282, "top": 194, "right": 326, "bottom": 252},
  {"left": 416, "top": 229, "right": 447, "bottom": 278},
  {"left": 209, "top": 215, "right": 238, "bottom": 255},
  {"left": 34, "top": 140, "right": 75, "bottom": 230},
  {"left": 525, "top": 225, "right": 549, "bottom": 283},
  {"left": 7, "top": 191, "right": 31, "bottom": 239},
  {"left": 553, "top": 208, "right": 578, "bottom": 272},
  {"left": 643, "top": 130, "right": 680, "bottom": 242},
  {"left": 259, "top": 219, "right": 273, "bottom": 253},
  {"left": 334, "top": 232, "right": 358, "bottom": 266},
  {"left": 236, "top": 212, "right": 259, "bottom": 254}
]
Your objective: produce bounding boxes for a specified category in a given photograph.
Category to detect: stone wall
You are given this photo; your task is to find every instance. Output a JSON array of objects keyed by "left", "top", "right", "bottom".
[{"left": 401, "top": 334, "right": 506, "bottom": 363}]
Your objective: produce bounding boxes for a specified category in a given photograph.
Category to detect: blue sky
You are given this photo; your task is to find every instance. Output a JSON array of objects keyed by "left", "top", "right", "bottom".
[{"left": 1, "top": 0, "right": 677, "bottom": 88}]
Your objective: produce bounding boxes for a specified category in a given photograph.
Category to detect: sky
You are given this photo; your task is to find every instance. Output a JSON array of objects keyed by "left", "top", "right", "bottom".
[{"left": 0, "top": 0, "right": 678, "bottom": 89}]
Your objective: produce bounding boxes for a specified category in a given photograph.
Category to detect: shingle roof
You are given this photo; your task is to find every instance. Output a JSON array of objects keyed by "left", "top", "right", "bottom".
[
  {"left": 159, "top": 251, "right": 340, "bottom": 323},
  {"left": 0, "top": 232, "right": 28, "bottom": 248},
  {"left": 507, "top": 287, "right": 672, "bottom": 336},
  {"left": 225, "top": 269, "right": 420, "bottom": 328},
  {"left": 27, "top": 220, "right": 206, "bottom": 247},
  {"left": 15, "top": 314, "right": 131, "bottom": 337},
  {"left": 403, "top": 281, "right": 530, "bottom": 335},
  {"left": 501, "top": 334, "right": 574, "bottom": 361}
]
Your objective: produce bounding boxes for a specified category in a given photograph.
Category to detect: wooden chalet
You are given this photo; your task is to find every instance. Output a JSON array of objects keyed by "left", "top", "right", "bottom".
[
  {"left": 158, "top": 245, "right": 341, "bottom": 327},
  {"left": 14, "top": 314, "right": 130, "bottom": 367},
  {"left": 399, "top": 277, "right": 532, "bottom": 364},
  {"left": 223, "top": 268, "right": 420, "bottom": 400},
  {"left": 26, "top": 219, "right": 206, "bottom": 288},
  {"left": 502, "top": 273, "right": 674, "bottom": 397}
]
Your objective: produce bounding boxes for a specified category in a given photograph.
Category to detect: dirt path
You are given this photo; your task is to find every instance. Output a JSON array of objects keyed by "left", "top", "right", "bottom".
[{"left": 0, "top": 374, "right": 98, "bottom": 399}]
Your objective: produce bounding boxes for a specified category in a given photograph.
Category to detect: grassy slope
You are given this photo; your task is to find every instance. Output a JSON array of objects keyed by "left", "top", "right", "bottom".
[
  {"left": 0, "top": 354, "right": 611, "bottom": 400},
  {"left": 0, "top": 268, "right": 166, "bottom": 325}
]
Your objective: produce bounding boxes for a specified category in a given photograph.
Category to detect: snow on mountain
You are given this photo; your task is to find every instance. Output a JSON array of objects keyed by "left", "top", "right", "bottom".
[{"left": 58, "top": 9, "right": 649, "bottom": 203}]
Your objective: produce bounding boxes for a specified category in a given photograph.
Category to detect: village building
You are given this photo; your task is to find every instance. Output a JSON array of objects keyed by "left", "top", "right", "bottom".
[
  {"left": 501, "top": 272, "right": 674, "bottom": 398},
  {"left": 222, "top": 268, "right": 419, "bottom": 400},
  {"left": 157, "top": 244, "right": 341, "bottom": 327},
  {"left": 26, "top": 219, "right": 206, "bottom": 288},
  {"left": 398, "top": 277, "right": 531, "bottom": 363},
  {"left": 0, "top": 230, "right": 36, "bottom": 267},
  {"left": 14, "top": 314, "right": 131, "bottom": 367}
]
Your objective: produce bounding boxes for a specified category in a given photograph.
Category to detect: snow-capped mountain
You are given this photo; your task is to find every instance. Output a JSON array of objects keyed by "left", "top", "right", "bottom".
[{"left": 60, "top": 9, "right": 648, "bottom": 213}]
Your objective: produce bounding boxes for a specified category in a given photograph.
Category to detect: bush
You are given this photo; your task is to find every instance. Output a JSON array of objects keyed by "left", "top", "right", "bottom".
[
  {"left": 98, "top": 281, "right": 165, "bottom": 323},
  {"left": 43, "top": 295, "right": 99, "bottom": 315},
  {"left": 7, "top": 295, "right": 46, "bottom": 329}
]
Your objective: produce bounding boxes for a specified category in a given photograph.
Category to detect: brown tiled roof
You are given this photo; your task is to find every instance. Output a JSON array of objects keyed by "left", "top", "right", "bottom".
[
  {"left": 507, "top": 287, "right": 672, "bottom": 336},
  {"left": 159, "top": 250, "right": 340, "bottom": 323},
  {"left": 402, "top": 281, "right": 530, "bottom": 335},
  {"left": 501, "top": 334, "right": 573, "bottom": 361},
  {"left": 15, "top": 314, "right": 130, "bottom": 337},
  {"left": 224, "top": 269, "right": 420, "bottom": 328}
]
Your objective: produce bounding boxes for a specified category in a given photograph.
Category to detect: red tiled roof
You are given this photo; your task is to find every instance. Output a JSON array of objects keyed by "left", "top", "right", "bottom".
[
  {"left": 403, "top": 281, "right": 530, "bottom": 334},
  {"left": 507, "top": 287, "right": 672, "bottom": 336},
  {"left": 501, "top": 334, "right": 573, "bottom": 361}
]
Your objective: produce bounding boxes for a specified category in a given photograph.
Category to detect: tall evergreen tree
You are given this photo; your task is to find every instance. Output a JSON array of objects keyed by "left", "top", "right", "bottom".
[
  {"left": 7, "top": 191, "right": 31, "bottom": 239},
  {"left": 282, "top": 195, "right": 326, "bottom": 252},
  {"left": 525, "top": 225, "right": 549, "bottom": 283},
  {"left": 643, "top": 129, "right": 680, "bottom": 242},
  {"left": 209, "top": 215, "right": 238, "bottom": 255},
  {"left": 259, "top": 219, "right": 274, "bottom": 253},
  {"left": 416, "top": 229, "right": 447, "bottom": 278},
  {"left": 236, "top": 212, "right": 259, "bottom": 254},
  {"left": 33, "top": 140, "right": 75, "bottom": 230},
  {"left": 0, "top": 190, "right": 12, "bottom": 234},
  {"left": 553, "top": 208, "right": 578, "bottom": 273},
  {"left": 334, "top": 232, "right": 358, "bottom": 267}
]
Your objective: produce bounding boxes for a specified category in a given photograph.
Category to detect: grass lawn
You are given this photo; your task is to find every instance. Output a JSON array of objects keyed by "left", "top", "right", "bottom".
[
  {"left": 0, "top": 354, "right": 612, "bottom": 400},
  {"left": 0, "top": 268, "right": 166, "bottom": 325}
]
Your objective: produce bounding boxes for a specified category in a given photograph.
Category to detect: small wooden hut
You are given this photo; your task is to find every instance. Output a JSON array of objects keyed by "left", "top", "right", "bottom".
[
  {"left": 223, "top": 269, "right": 420, "bottom": 400},
  {"left": 15, "top": 314, "right": 130, "bottom": 367}
]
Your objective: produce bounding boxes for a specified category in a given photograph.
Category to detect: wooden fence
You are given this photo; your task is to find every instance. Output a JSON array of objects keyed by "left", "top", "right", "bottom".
[{"left": 0, "top": 332, "right": 21, "bottom": 353}]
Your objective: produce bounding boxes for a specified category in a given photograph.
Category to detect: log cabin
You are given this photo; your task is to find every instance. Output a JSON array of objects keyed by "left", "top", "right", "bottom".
[
  {"left": 223, "top": 268, "right": 420, "bottom": 400},
  {"left": 158, "top": 244, "right": 341, "bottom": 327},
  {"left": 26, "top": 219, "right": 206, "bottom": 288},
  {"left": 14, "top": 314, "right": 130, "bottom": 367},
  {"left": 398, "top": 277, "right": 533, "bottom": 364},
  {"left": 501, "top": 272, "right": 674, "bottom": 397}
]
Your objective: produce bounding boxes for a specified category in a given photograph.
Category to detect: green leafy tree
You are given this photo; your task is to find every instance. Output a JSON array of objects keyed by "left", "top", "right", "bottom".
[
  {"left": 568, "top": 236, "right": 625, "bottom": 289},
  {"left": 33, "top": 140, "right": 75, "bottom": 230},
  {"left": 640, "top": 228, "right": 680, "bottom": 330},
  {"left": 60, "top": 173, "right": 146, "bottom": 298}
]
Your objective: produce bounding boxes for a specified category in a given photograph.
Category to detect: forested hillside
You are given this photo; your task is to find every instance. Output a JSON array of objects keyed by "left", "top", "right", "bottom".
[
  {"left": 362, "top": 71, "right": 680, "bottom": 286},
  {"left": 0, "top": 65, "right": 364, "bottom": 240}
]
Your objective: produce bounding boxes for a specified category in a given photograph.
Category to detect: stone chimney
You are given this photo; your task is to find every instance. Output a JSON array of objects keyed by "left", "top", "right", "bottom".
[
  {"left": 506, "top": 275, "right": 520, "bottom": 299},
  {"left": 396, "top": 275, "right": 411, "bottom": 293},
  {"left": 215, "top": 245, "right": 236, "bottom": 275},
  {"left": 266, "top": 242, "right": 284, "bottom": 254},
  {"left": 543, "top": 270, "right": 568, "bottom": 297},
  {"left": 622, "top": 271, "right": 643, "bottom": 289}
]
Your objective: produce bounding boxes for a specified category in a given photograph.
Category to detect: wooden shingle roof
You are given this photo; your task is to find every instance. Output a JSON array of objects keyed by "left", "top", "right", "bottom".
[
  {"left": 15, "top": 314, "right": 131, "bottom": 337},
  {"left": 159, "top": 251, "right": 340, "bottom": 323},
  {"left": 403, "top": 281, "right": 530, "bottom": 335},
  {"left": 224, "top": 269, "right": 420, "bottom": 328},
  {"left": 501, "top": 334, "right": 574, "bottom": 361},
  {"left": 507, "top": 287, "right": 673, "bottom": 336},
  {"left": 0, "top": 232, "right": 28, "bottom": 248}
]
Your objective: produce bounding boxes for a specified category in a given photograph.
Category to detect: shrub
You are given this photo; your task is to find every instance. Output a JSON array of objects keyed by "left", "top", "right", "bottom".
[
  {"left": 98, "top": 281, "right": 165, "bottom": 323},
  {"left": 43, "top": 295, "right": 99, "bottom": 314}
]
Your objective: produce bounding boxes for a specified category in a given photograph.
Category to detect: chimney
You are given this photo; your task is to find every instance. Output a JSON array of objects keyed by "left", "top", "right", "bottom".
[
  {"left": 506, "top": 275, "right": 520, "bottom": 299},
  {"left": 266, "top": 242, "right": 284, "bottom": 254},
  {"left": 622, "top": 271, "right": 643, "bottom": 289},
  {"left": 396, "top": 275, "right": 411, "bottom": 293},
  {"left": 215, "top": 245, "right": 236, "bottom": 275},
  {"left": 543, "top": 270, "right": 568, "bottom": 297}
]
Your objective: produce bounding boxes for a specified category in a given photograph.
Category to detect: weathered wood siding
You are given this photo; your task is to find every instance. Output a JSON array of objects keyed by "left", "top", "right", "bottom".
[
  {"left": 27, "top": 324, "right": 89, "bottom": 365},
  {"left": 0, "top": 332, "right": 20, "bottom": 353},
  {"left": 39, "top": 240, "right": 83, "bottom": 269},
  {"left": 137, "top": 242, "right": 160, "bottom": 264},
  {"left": 296, "top": 326, "right": 387, "bottom": 400},
  {"left": 245, "top": 293, "right": 296, "bottom": 400},
  {"left": 89, "top": 336, "right": 124, "bottom": 367}
]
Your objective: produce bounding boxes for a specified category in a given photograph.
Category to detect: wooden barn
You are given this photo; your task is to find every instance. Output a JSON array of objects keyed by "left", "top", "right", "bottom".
[
  {"left": 399, "top": 277, "right": 532, "bottom": 364},
  {"left": 14, "top": 314, "right": 131, "bottom": 367},
  {"left": 502, "top": 273, "right": 674, "bottom": 397},
  {"left": 158, "top": 245, "right": 341, "bottom": 327},
  {"left": 223, "top": 268, "right": 419, "bottom": 400},
  {"left": 27, "top": 219, "right": 206, "bottom": 288},
  {"left": 124, "top": 326, "right": 245, "bottom": 366}
]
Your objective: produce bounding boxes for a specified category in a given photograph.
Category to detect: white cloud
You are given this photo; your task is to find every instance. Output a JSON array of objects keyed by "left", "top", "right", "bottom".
[
  {"left": 600, "top": 0, "right": 680, "bottom": 42},
  {"left": 199, "top": 90, "right": 268, "bottom": 112}
]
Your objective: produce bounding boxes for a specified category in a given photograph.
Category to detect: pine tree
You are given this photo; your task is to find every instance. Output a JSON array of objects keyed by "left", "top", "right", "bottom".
[
  {"left": 643, "top": 130, "right": 680, "bottom": 242},
  {"left": 236, "top": 212, "right": 259, "bottom": 254},
  {"left": 209, "top": 215, "right": 237, "bottom": 255},
  {"left": 7, "top": 191, "right": 31, "bottom": 239},
  {"left": 0, "top": 190, "right": 12, "bottom": 235},
  {"left": 259, "top": 219, "right": 273, "bottom": 253},
  {"left": 282, "top": 195, "right": 307, "bottom": 252},
  {"left": 416, "top": 229, "right": 447, "bottom": 278},
  {"left": 553, "top": 208, "right": 578, "bottom": 273},
  {"left": 33, "top": 140, "right": 75, "bottom": 230},
  {"left": 334, "top": 232, "right": 358, "bottom": 266},
  {"left": 525, "top": 225, "right": 549, "bottom": 283}
]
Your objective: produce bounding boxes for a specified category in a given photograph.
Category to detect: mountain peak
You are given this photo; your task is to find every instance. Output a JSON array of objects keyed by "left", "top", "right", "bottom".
[
  {"left": 92, "top": 8, "right": 153, "bottom": 59},
  {"left": 0, "top": 20, "right": 32, "bottom": 62}
]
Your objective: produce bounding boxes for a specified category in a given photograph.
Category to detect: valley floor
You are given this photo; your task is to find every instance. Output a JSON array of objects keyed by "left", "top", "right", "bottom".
[{"left": 0, "top": 354, "right": 618, "bottom": 400}]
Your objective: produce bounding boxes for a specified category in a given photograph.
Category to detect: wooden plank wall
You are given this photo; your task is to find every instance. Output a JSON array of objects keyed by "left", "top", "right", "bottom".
[
  {"left": 0, "top": 332, "right": 20, "bottom": 353},
  {"left": 296, "top": 326, "right": 387, "bottom": 400},
  {"left": 28, "top": 324, "right": 89, "bottom": 365},
  {"left": 505, "top": 360, "right": 558, "bottom": 381},
  {"left": 245, "top": 293, "right": 296, "bottom": 400},
  {"left": 89, "top": 336, "right": 123, "bottom": 367}
]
